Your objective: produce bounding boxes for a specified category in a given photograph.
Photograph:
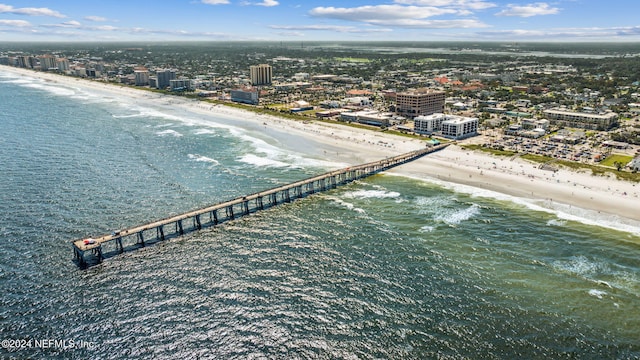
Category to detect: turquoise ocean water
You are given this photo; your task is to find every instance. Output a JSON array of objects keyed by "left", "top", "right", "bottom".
[{"left": 1, "top": 71, "right": 639, "bottom": 359}]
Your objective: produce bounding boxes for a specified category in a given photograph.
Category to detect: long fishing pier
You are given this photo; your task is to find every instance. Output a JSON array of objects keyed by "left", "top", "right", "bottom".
[{"left": 72, "top": 144, "right": 448, "bottom": 268}]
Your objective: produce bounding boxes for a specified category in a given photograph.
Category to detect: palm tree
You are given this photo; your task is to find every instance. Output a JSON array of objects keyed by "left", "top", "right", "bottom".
[{"left": 613, "top": 161, "right": 624, "bottom": 171}]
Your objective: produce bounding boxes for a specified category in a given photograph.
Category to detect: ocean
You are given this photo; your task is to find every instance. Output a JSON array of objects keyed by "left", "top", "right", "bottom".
[{"left": 1, "top": 70, "right": 639, "bottom": 359}]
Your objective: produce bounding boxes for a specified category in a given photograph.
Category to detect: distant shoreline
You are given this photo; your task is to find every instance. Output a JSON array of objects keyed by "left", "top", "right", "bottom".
[{"left": 2, "top": 65, "right": 639, "bottom": 230}]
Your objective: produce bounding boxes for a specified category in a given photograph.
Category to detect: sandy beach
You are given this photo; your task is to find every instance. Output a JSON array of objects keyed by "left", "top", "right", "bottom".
[{"left": 2, "top": 65, "right": 639, "bottom": 228}]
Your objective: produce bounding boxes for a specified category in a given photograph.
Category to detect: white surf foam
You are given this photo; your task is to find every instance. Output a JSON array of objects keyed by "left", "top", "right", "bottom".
[
  {"left": 588, "top": 289, "right": 607, "bottom": 299},
  {"left": 193, "top": 128, "right": 219, "bottom": 135},
  {"left": 342, "top": 189, "right": 401, "bottom": 200},
  {"left": 434, "top": 203, "right": 480, "bottom": 225},
  {"left": 414, "top": 195, "right": 457, "bottom": 215},
  {"left": 112, "top": 107, "right": 187, "bottom": 122},
  {"left": 22, "top": 82, "right": 77, "bottom": 97},
  {"left": 546, "top": 219, "right": 567, "bottom": 227},
  {"left": 554, "top": 255, "right": 604, "bottom": 277},
  {"left": 419, "top": 225, "right": 435, "bottom": 233},
  {"left": 393, "top": 173, "right": 640, "bottom": 237},
  {"left": 552, "top": 255, "right": 640, "bottom": 296},
  {"left": 324, "top": 196, "right": 366, "bottom": 214},
  {"left": 156, "top": 129, "right": 183, "bottom": 137},
  {"left": 238, "top": 153, "right": 290, "bottom": 168},
  {"left": 1, "top": 78, "right": 33, "bottom": 84},
  {"left": 187, "top": 154, "right": 219, "bottom": 165}
]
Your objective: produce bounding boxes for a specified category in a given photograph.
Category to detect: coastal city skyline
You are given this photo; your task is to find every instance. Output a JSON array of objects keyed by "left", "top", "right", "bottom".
[
  {"left": 1, "top": 0, "right": 640, "bottom": 42},
  {"left": 2, "top": 6, "right": 640, "bottom": 354}
]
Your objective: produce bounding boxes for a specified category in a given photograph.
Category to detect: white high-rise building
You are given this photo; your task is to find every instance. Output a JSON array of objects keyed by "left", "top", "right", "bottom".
[{"left": 134, "top": 68, "right": 150, "bottom": 86}]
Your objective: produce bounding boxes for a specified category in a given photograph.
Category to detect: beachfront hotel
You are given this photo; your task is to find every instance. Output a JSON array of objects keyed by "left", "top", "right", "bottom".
[
  {"left": 414, "top": 113, "right": 478, "bottom": 140},
  {"left": 250, "top": 64, "right": 273, "bottom": 86},
  {"left": 395, "top": 89, "right": 445, "bottom": 119},
  {"left": 231, "top": 88, "right": 259, "bottom": 105},
  {"left": 543, "top": 108, "right": 618, "bottom": 130},
  {"left": 441, "top": 116, "right": 479, "bottom": 139}
]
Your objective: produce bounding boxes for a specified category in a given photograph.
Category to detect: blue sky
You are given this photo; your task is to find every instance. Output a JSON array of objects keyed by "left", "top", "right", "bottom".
[{"left": 1, "top": 0, "right": 639, "bottom": 42}]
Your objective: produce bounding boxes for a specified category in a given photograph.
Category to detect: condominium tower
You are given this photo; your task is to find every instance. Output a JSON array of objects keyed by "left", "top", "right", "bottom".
[
  {"left": 157, "top": 69, "right": 177, "bottom": 90},
  {"left": 250, "top": 64, "right": 272, "bottom": 86}
]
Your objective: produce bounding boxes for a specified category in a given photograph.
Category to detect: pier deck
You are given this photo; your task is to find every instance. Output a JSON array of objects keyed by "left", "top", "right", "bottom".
[{"left": 72, "top": 144, "right": 448, "bottom": 268}]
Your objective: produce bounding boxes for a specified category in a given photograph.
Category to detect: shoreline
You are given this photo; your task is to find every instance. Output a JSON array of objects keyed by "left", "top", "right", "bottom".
[{"left": 2, "top": 65, "right": 639, "bottom": 228}]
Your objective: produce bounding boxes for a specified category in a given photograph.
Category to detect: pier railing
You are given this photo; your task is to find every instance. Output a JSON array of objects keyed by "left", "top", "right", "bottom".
[{"left": 72, "top": 144, "right": 448, "bottom": 268}]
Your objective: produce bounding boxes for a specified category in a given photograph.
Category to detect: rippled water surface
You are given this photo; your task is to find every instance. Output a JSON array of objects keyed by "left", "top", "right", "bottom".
[{"left": 1, "top": 71, "right": 639, "bottom": 359}]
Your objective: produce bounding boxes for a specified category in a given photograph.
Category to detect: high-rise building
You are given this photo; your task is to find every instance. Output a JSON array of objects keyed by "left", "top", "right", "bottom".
[
  {"left": 156, "top": 69, "right": 176, "bottom": 89},
  {"left": 134, "top": 68, "right": 150, "bottom": 86},
  {"left": 16, "top": 56, "right": 35, "bottom": 69},
  {"left": 395, "top": 89, "right": 445, "bottom": 118},
  {"left": 38, "top": 55, "right": 57, "bottom": 71},
  {"left": 56, "top": 58, "right": 70, "bottom": 72},
  {"left": 250, "top": 64, "right": 272, "bottom": 86}
]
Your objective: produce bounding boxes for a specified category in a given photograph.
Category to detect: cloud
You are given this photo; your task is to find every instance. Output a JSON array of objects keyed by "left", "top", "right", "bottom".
[
  {"left": 310, "top": 5, "right": 457, "bottom": 21},
  {"left": 40, "top": 20, "right": 83, "bottom": 28},
  {"left": 269, "top": 24, "right": 392, "bottom": 33},
  {"left": 495, "top": 2, "right": 560, "bottom": 17},
  {"left": 84, "top": 15, "right": 107, "bottom": 22},
  {"left": 475, "top": 26, "right": 640, "bottom": 39},
  {"left": 201, "top": 0, "right": 230, "bottom": 4},
  {"left": 0, "top": 4, "right": 65, "bottom": 18},
  {"left": 255, "top": 0, "right": 279, "bottom": 6},
  {"left": 616, "top": 26, "right": 640, "bottom": 36},
  {"left": 240, "top": 0, "right": 279, "bottom": 6},
  {"left": 0, "top": 19, "right": 31, "bottom": 27},
  {"left": 371, "top": 18, "right": 488, "bottom": 28},
  {"left": 393, "top": 0, "right": 497, "bottom": 10},
  {"left": 273, "top": 31, "right": 304, "bottom": 37},
  {"left": 94, "top": 25, "right": 118, "bottom": 31},
  {"left": 309, "top": 5, "right": 489, "bottom": 29}
]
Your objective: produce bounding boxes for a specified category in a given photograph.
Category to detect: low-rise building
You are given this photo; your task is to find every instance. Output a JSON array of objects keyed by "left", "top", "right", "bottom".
[
  {"left": 340, "top": 110, "right": 393, "bottom": 127},
  {"left": 344, "top": 96, "right": 371, "bottom": 107},
  {"left": 522, "top": 118, "right": 549, "bottom": 130},
  {"left": 230, "top": 88, "right": 259, "bottom": 105},
  {"left": 170, "top": 79, "right": 193, "bottom": 91},
  {"left": 543, "top": 108, "right": 618, "bottom": 130},
  {"left": 629, "top": 156, "right": 640, "bottom": 171}
]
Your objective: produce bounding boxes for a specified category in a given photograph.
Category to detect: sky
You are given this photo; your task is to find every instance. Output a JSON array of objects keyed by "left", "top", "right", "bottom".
[{"left": 1, "top": 0, "right": 639, "bottom": 42}]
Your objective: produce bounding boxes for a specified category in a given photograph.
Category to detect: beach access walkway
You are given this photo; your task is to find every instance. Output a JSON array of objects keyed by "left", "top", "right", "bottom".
[{"left": 72, "top": 144, "right": 448, "bottom": 268}]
